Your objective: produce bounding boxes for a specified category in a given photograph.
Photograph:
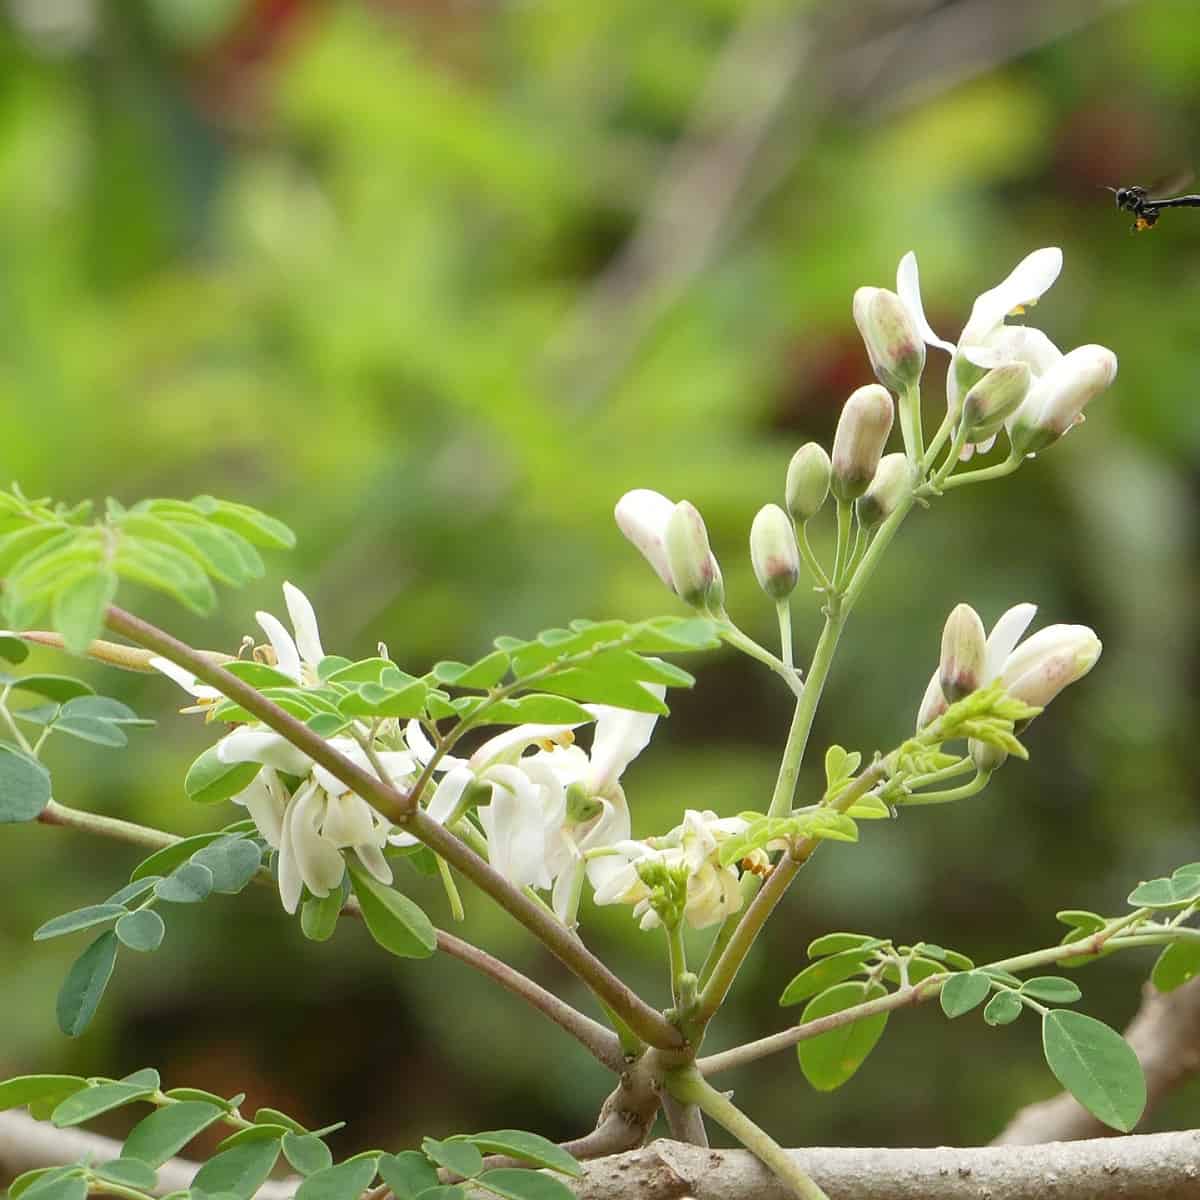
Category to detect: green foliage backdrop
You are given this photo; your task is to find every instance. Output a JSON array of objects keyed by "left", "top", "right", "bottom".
[{"left": 2, "top": 0, "right": 1198, "bottom": 1157}]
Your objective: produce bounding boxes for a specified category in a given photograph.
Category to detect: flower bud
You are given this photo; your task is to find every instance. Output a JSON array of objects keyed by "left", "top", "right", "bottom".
[
  {"left": 961, "top": 362, "right": 1031, "bottom": 441},
  {"left": 996, "top": 624, "right": 1101, "bottom": 708},
  {"left": 853, "top": 286, "right": 925, "bottom": 392},
  {"left": 785, "top": 443, "right": 831, "bottom": 523},
  {"left": 970, "top": 738, "right": 1008, "bottom": 773},
  {"left": 665, "top": 501, "right": 721, "bottom": 609},
  {"left": 938, "top": 603, "right": 987, "bottom": 702},
  {"left": 749, "top": 504, "right": 800, "bottom": 600},
  {"left": 854, "top": 453, "right": 911, "bottom": 530},
  {"left": 831, "top": 385, "right": 894, "bottom": 502},
  {"left": 1007, "top": 345, "right": 1117, "bottom": 456},
  {"left": 916, "top": 670, "right": 947, "bottom": 732},
  {"left": 615, "top": 489, "right": 676, "bottom": 589}
]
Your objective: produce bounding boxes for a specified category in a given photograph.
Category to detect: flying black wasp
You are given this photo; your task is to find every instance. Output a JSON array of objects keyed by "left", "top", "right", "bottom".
[{"left": 1109, "top": 174, "right": 1200, "bottom": 231}]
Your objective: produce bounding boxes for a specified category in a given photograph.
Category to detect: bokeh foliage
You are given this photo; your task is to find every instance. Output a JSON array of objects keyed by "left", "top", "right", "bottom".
[{"left": 2, "top": 0, "right": 1199, "bottom": 1158}]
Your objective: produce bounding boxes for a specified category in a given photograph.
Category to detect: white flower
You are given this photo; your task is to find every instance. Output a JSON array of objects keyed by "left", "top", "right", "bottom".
[
  {"left": 255, "top": 581, "right": 326, "bottom": 684},
  {"left": 917, "top": 603, "right": 1101, "bottom": 729},
  {"left": 149, "top": 656, "right": 224, "bottom": 714},
  {"left": 614, "top": 491, "right": 722, "bottom": 608},
  {"left": 896, "top": 248, "right": 1112, "bottom": 460}
]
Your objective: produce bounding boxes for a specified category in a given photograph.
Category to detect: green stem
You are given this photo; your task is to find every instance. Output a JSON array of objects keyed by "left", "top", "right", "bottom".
[
  {"left": 904, "top": 758, "right": 975, "bottom": 790},
  {"left": 0, "top": 687, "right": 35, "bottom": 756},
  {"left": 668, "top": 922, "right": 688, "bottom": 1008},
  {"left": 930, "top": 420, "right": 970, "bottom": 490},
  {"left": 720, "top": 622, "right": 804, "bottom": 697},
  {"left": 102, "top": 605, "right": 682, "bottom": 1051},
  {"left": 666, "top": 1068, "right": 830, "bottom": 1200},
  {"left": 794, "top": 523, "right": 830, "bottom": 591},
  {"left": 832, "top": 499, "right": 852, "bottom": 587},
  {"left": 941, "top": 451, "right": 1023, "bottom": 491},
  {"left": 898, "top": 383, "right": 924, "bottom": 466},
  {"left": 895, "top": 769, "right": 990, "bottom": 806},
  {"left": 775, "top": 599, "right": 793, "bottom": 670},
  {"left": 921, "top": 408, "right": 955, "bottom": 474}
]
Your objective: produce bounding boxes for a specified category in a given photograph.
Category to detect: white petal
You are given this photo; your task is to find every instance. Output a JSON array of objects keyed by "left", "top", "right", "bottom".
[
  {"left": 427, "top": 765, "right": 476, "bottom": 825},
  {"left": 896, "top": 251, "right": 955, "bottom": 353},
  {"left": 322, "top": 793, "right": 379, "bottom": 847},
  {"left": 353, "top": 842, "right": 394, "bottom": 886},
  {"left": 984, "top": 603, "right": 1038, "bottom": 682},
  {"left": 977, "top": 325, "right": 1063, "bottom": 378},
  {"left": 217, "top": 728, "right": 313, "bottom": 775},
  {"left": 290, "top": 782, "right": 346, "bottom": 898},
  {"left": 552, "top": 857, "right": 584, "bottom": 925},
  {"left": 235, "top": 768, "right": 288, "bottom": 849},
  {"left": 916, "top": 669, "right": 947, "bottom": 731},
  {"left": 149, "top": 656, "right": 221, "bottom": 699},
  {"left": 961, "top": 247, "right": 1063, "bottom": 347},
  {"left": 255, "top": 610, "right": 302, "bottom": 681},
  {"left": 283, "top": 582, "right": 325, "bottom": 666},
  {"left": 586, "top": 688, "right": 665, "bottom": 795},
  {"left": 478, "top": 767, "right": 552, "bottom": 889},
  {"left": 614, "top": 489, "right": 677, "bottom": 589},
  {"left": 468, "top": 722, "right": 583, "bottom": 771}
]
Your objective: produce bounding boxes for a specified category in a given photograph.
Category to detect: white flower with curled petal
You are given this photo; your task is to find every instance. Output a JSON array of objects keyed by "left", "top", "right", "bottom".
[
  {"left": 148, "top": 657, "right": 225, "bottom": 715},
  {"left": 917, "top": 603, "right": 1101, "bottom": 730},
  {"left": 897, "top": 248, "right": 1078, "bottom": 459},
  {"left": 255, "top": 581, "right": 327, "bottom": 684}
]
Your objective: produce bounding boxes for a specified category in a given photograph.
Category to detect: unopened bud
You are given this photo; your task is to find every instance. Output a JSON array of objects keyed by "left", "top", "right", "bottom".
[
  {"left": 938, "top": 603, "right": 987, "bottom": 702},
  {"left": 916, "top": 670, "right": 947, "bottom": 732},
  {"left": 1007, "top": 345, "right": 1117, "bottom": 456},
  {"left": 855, "top": 453, "right": 911, "bottom": 530},
  {"left": 786, "top": 443, "right": 831, "bottom": 523},
  {"left": 665, "top": 501, "right": 721, "bottom": 609},
  {"left": 615, "top": 489, "right": 676, "bottom": 589},
  {"left": 853, "top": 286, "right": 925, "bottom": 392},
  {"left": 997, "top": 624, "right": 1101, "bottom": 708},
  {"left": 749, "top": 504, "right": 800, "bottom": 599},
  {"left": 961, "top": 362, "right": 1031, "bottom": 441},
  {"left": 831, "top": 385, "right": 895, "bottom": 502},
  {"left": 970, "top": 738, "right": 1008, "bottom": 773}
]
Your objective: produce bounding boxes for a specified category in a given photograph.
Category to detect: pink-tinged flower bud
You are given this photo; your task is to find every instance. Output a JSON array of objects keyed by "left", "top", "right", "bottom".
[
  {"left": 749, "top": 504, "right": 800, "bottom": 599},
  {"left": 665, "top": 501, "right": 721, "bottom": 609},
  {"left": 916, "top": 669, "right": 947, "bottom": 732},
  {"left": 786, "top": 443, "right": 831, "bottom": 523},
  {"left": 854, "top": 453, "right": 912, "bottom": 530},
  {"left": 970, "top": 738, "right": 1008, "bottom": 773},
  {"left": 939, "top": 603, "right": 987, "bottom": 702},
  {"left": 831, "top": 385, "right": 895, "bottom": 502},
  {"left": 996, "top": 624, "right": 1102, "bottom": 708},
  {"left": 615, "top": 489, "right": 676, "bottom": 589},
  {"left": 961, "top": 362, "right": 1031, "bottom": 442},
  {"left": 853, "top": 286, "right": 925, "bottom": 392},
  {"left": 1007, "top": 345, "right": 1117, "bottom": 456}
]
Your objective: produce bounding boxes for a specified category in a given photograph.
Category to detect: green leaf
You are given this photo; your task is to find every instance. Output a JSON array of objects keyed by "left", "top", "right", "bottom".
[
  {"left": 474, "top": 695, "right": 594, "bottom": 725},
  {"left": 190, "top": 496, "right": 297, "bottom": 551},
  {"left": 348, "top": 865, "right": 437, "bottom": 959},
  {"left": 163, "top": 1088, "right": 242, "bottom": 1110},
  {"left": 940, "top": 971, "right": 993, "bottom": 1018},
  {"left": 116, "top": 538, "right": 215, "bottom": 615},
  {"left": 463, "top": 1132, "right": 581, "bottom": 1178},
  {"left": 17, "top": 1174, "right": 87, "bottom": 1200},
  {"left": 453, "top": 651, "right": 510, "bottom": 688},
  {"left": 823, "top": 745, "right": 861, "bottom": 796},
  {"left": 805, "top": 932, "right": 884, "bottom": 959},
  {"left": 1127, "top": 875, "right": 1200, "bottom": 908},
  {"left": 377, "top": 1152, "right": 439, "bottom": 1200},
  {"left": 1042, "top": 1010, "right": 1146, "bottom": 1132},
  {"left": 56, "top": 931, "right": 118, "bottom": 1036},
  {"left": 780, "top": 947, "right": 879, "bottom": 1006},
  {"left": 10, "top": 1167, "right": 84, "bottom": 1200},
  {"left": 34, "top": 904, "right": 127, "bottom": 941},
  {"left": 0, "top": 632, "right": 30, "bottom": 662},
  {"left": 11, "top": 674, "right": 94, "bottom": 702},
  {"left": 51, "top": 1082, "right": 155, "bottom": 1127},
  {"left": 191, "top": 839, "right": 262, "bottom": 894},
  {"left": 190, "top": 1139, "right": 282, "bottom": 1200},
  {"left": 0, "top": 744, "right": 52, "bottom": 822},
  {"left": 795, "top": 981, "right": 889, "bottom": 1091},
  {"left": 412, "top": 1190, "right": 464, "bottom": 1200},
  {"left": 219, "top": 1125, "right": 290, "bottom": 1149},
  {"left": 282, "top": 1133, "right": 333, "bottom": 1177},
  {"left": 338, "top": 680, "right": 429, "bottom": 720},
  {"left": 254, "top": 1107, "right": 308, "bottom": 1133},
  {"left": 421, "top": 1138, "right": 482, "bottom": 1179},
  {"left": 1173, "top": 862, "right": 1200, "bottom": 880},
  {"left": 475, "top": 1170, "right": 576, "bottom": 1200},
  {"left": 122, "top": 1069, "right": 161, "bottom": 1090},
  {"left": 107, "top": 878, "right": 160, "bottom": 906},
  {"left": 1151, "top": 940, "right": 1200, "bottom": 993},
  {"left": 53, "top": 715, "right": 128, "bottom": 747},
  {"left": 983, "top": 991, "right": 1024, "bottom": 1026},
  {"left": 0, "top": 526, "right": 73, "bottom": 578},
  {"left": 294, "top": 1157, "right": 378, "bottom": 1200},
  {"left": 132, "top": 833, "right": 226, "bottom": 881},
  {"left": 0, "top": 1075, "right": 86, "bottom": 1111},
  {"left": 185, "top": 747, "right": 263, "bottom": 806},
  {"left": 53, "top": 569, "right": 116, "bottom": 655},
  {"left": 534, "top": 669, "right": 668, "bottom": 714},
  {"left": 1055, "top": 910, "right": 1107, "bottom": 932},
  {"left": 155, "top": 862, "right": 214, "bottom": 904},
  {"left": 92, "top": 1159, "right": 159, "bottom": 1190},
  {"left": 220, "top": 661, "right": 297, "bottom": 689},
  {"left": 1021, "top": 977, "right": 1083, "bottom": 1004},
  {"left": 61, "top": 696, "right": 152, "bottom": 726},
  {"left": 123, "top": 1102, "right": 224, "bottom": 1166},
  {"left": 301, "top": 891, "right": 343, "bottom": 943},
  {"left": 845, "top": 793, "right": 891, "bottom": 820},
  {"left": 116, "top": 910, "right": 166, "bottom": 953}
]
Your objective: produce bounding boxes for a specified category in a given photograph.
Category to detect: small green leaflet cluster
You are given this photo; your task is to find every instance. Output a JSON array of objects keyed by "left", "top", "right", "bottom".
[
  {"left": 183, "top": 616, "right": 720, "bottom": 754},
  {"left": 778, "top": 933, "right": 974, "bottom": 1091},
  {"left": 0, "top": 486, "right": 295, "bottom": 653},
  {"left": 1, "top": 1071, "right": 583, "bottom": 1200},
  {"left": 38, "top": 827, "right": 263, "bottom": 1037}
]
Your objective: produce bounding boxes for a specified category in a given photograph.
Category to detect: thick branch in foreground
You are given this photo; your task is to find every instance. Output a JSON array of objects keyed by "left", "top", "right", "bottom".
[{"left": 994, "top": 975, "right": 1200, "bottom": 1145}]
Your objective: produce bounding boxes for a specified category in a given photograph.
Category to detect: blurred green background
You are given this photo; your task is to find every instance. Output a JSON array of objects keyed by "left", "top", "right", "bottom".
[{"left": 2, "top": 0, "right": 1199, "bottom": 1162}]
